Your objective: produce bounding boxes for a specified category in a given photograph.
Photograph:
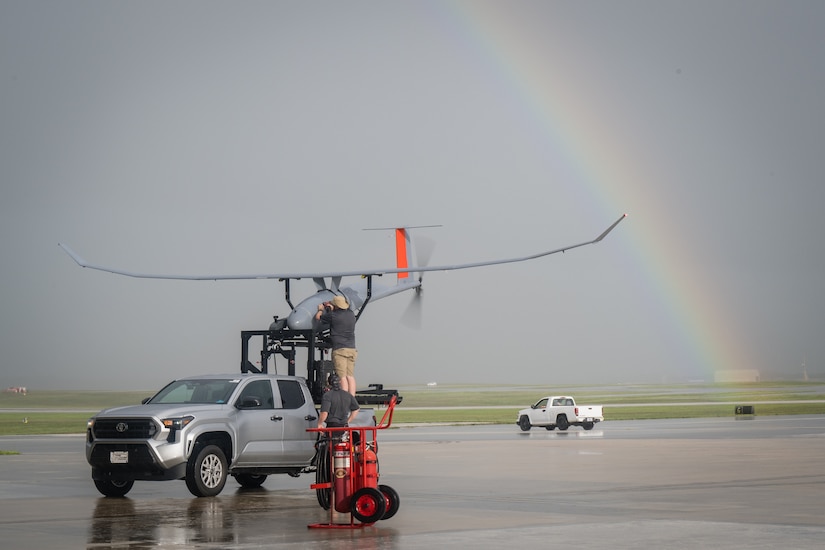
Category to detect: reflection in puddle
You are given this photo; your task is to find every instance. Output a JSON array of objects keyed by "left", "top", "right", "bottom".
[
  {"left": 87, "top": 488, "right": 398, "bottom": 548},
  {"left": 88, "top": 489, "right": 286, "bottom": 547},
  {"left": 516, "top": 429, "right": 605, "bottom": 438}
]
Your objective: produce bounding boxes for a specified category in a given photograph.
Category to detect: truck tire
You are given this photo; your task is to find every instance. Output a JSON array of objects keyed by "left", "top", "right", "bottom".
[
  {"left": 186, "top": 444, "right": 228, "bottom": 497},
  {"left": 234, "top": 473, "right": 267, "bottom": 488},
  {"left": 582, "top": 422, "right": 594, "bottom": 430},
  {"left": 94, "top": 478, "right": 134, "bottom": 497},
  {"left": 556, "top": 414, "right": 569, "bottom": 431},
  {"left": 518, "top": 415, "right": 532, "bottom": 431}
]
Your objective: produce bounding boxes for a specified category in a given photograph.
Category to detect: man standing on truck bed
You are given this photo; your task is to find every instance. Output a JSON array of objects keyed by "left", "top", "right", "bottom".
[
  {"left": 316, "top": 295, "right": 358, "bottom": 395},
  {"left": 317, "top": 373, "right": 360, "bottom": 429}
]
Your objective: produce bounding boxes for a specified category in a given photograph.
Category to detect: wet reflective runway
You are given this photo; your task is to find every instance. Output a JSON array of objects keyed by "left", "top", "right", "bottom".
[{"left": 1, "top": 416, "right": 824, "bottom": 548}]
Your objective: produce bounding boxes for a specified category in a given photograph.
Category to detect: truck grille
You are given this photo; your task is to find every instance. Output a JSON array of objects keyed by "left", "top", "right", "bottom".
[{"left": 92, "top": 418, "right": 156, "bottom": 439}]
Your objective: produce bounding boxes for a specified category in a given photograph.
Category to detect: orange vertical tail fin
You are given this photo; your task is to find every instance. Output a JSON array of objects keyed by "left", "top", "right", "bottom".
[{"left": 395, "top": 228, "right": 410, "bottom": 280}]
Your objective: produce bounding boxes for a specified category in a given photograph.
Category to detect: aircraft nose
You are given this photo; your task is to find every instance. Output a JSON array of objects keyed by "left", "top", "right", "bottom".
[{"left": 286, "top": 308, "right": 314, "bottom": 330}]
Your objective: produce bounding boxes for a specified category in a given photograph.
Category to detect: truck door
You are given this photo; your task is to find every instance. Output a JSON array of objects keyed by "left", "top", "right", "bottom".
[
  {"left": 532, "top": 397, "right": 550, "bottom": 424},
  {"left": 233, "top": 379, "right": 285, "bottom": 467},
  {"left": 274, "top": 379, "right": 317, "bottom": 464}
]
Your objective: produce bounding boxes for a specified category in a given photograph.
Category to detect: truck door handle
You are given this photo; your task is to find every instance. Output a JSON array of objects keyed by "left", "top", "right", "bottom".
[
  {"left": 305, "top": 415, "right": 317, "bottom": 421},
  {"left": 271, "top": 415, "right": 283, "bottom": 421}
]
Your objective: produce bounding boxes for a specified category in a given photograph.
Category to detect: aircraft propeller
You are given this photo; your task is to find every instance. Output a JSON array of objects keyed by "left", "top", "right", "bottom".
[{"left": 401, "top": 235, "right": 435, "bottom": 329}]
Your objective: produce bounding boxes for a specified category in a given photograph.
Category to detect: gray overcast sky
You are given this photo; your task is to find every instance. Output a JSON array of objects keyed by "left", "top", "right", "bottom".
[{"left": 2, "top": 1, "right": 824, "bottom": 391}]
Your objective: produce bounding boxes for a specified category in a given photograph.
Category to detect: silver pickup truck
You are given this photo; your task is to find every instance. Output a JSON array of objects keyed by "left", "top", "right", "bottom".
[{"left": 86, "top": 373, "right": 372, "bottom": 497}]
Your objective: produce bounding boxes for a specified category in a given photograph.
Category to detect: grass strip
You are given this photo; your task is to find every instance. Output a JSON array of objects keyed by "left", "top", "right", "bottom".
[
  {"left": 0, "top": 413, "right": 91, "bottom": 435},
  {"left": 389, "top": 402, "right": 825, "bottom": 425},
  {"left": 1, "top": 383, "right": 823, "bottom": 436}
]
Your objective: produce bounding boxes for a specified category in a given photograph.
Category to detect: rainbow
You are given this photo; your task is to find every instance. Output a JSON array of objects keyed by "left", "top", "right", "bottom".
[{"left": 434, "top": 2, "right": 752, "bottom": 381}]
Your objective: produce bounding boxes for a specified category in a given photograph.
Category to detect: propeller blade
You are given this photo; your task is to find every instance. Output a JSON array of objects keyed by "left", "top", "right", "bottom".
[
  {"left": 400, "top": 287, "right": 423, "bottom": 329},
  {"left": 415, "top": 236, "right": 435, "bottom": 269},
  {"left": 400, "top": 234, "right": 433, "bottom": 329}
]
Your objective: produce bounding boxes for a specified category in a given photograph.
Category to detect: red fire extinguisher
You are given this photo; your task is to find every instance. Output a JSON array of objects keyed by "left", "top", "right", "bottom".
[
  {"left": 356, "top": 447, "right": 379, "bottom": 488},
  {"left": 333, "top": 441, "right": 351, "bottom": 513}
]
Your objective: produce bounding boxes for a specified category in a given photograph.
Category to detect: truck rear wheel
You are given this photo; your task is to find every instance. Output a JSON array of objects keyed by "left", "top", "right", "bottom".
[
  {"left": 186, "top": 444, "right": 228, "bottom": 497},
  {"left": 94, "top": 478, "right": 134, "bottom": 497},
  {"left": 234, "top": 473, "right": 267, "bottom": 488},
  {"left": 556, "top": 414, "right": 569, "bottom": 431},
  {"left": 518, "top": 416, "right": 532, "bottom": 431},
  {"left": 582, "top": 422, "right": 594, "bottom": 430}
]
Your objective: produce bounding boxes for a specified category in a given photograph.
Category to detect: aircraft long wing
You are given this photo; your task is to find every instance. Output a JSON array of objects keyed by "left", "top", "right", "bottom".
[{"left": 58, "top": 214, "right": 626, "bottom": 280}]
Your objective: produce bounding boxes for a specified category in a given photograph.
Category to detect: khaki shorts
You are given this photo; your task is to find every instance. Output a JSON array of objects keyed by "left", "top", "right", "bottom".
[{"left": 332, "top": 348, "right": 357, "bottom": 377}]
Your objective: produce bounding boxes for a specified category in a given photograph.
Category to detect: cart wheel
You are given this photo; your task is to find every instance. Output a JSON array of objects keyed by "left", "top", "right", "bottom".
[
  {"left": 378, "top": 484, "right": 400, "bottom": 520},
  {"left": 351, "top": 487, "right": 387, "bottom": 523}
]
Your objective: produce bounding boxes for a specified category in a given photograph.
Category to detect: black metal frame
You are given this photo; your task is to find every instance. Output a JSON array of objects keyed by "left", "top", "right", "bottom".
[
  {"left": 240, "top": 325, "right": 401, "bottom": 406},
  {"left": 240, "top": 275, "right": 401, "bottom": 405}
]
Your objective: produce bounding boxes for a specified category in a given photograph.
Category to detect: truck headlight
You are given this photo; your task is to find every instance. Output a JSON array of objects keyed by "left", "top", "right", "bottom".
[
  {"left": 162, "top": 416, "right": 194, "bottom": 430},
  {"left": 87, "top": 418, "right": 95, "bottom": 442},
  {"left": 161, "top": 416, "right": 194, "bottom": 443}
]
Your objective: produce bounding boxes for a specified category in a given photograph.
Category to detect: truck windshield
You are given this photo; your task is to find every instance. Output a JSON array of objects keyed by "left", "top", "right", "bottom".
[{"left": 148, "top": 379, "right": 240, "bottom": 404}]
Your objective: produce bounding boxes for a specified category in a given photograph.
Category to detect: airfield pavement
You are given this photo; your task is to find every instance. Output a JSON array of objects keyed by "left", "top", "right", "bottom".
[{"left": 1, "top": 415, "right": 824, "bottom": 549}]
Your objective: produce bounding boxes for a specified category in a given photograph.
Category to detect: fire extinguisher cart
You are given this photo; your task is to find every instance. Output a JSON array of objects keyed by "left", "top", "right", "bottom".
[{"left": 308, "top": 395, "right": 400, "bottom": 529}]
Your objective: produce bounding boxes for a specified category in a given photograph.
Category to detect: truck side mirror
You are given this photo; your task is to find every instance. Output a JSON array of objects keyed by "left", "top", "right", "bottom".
[{"left": 237, "top": 396, "right": 262, "bottom": 409}]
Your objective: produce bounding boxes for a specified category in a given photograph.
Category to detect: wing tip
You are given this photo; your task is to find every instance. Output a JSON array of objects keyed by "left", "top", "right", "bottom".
[
  {"left": 594, "top": 213, "right": 628, "bottom": 242},
  {"left": 58, "top": 243, "right": 87, "bottom": 267}
]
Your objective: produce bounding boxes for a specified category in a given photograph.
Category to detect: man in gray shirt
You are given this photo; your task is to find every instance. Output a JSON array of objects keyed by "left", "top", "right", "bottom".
[{"left": 317, "top": 373, "right": 359, "bottom": 429}]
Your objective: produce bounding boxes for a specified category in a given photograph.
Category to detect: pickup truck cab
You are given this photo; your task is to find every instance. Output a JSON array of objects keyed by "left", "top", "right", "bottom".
[
  {"left": 86, "top": 373, "right": 373, "bottom": 497},
  {"left": 517, "top": 395, "right": 603, "bottom": 431}
]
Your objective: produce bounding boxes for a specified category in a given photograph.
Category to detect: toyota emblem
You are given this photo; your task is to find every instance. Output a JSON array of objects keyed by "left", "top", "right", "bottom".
[{"left": 115, "top": 422, "right": 128, "bottom": 433}]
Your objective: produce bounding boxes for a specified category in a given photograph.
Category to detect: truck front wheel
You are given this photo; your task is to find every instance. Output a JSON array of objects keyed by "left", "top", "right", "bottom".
[
  {"left": 186, "top": 444, "right": 228, "bottom": 497},
  {"left": 94, "top": 478, "right": 134, "bottom": 497},
  {"left": 518, "top": 415, "right": 532, "bottom": 431}
]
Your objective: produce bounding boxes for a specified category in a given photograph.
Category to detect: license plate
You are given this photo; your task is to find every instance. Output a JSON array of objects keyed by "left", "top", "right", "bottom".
[
  {"left": 110, "top": 451, "right": 128, "bottom": 464},
  {"left": 584, "top": 417, "right": 593, "bottom": 422}
]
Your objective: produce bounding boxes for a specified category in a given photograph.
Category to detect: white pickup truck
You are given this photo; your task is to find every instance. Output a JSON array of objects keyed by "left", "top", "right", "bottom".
[{"left": 517, "top": 395, "right": 603, "bottom": 431}]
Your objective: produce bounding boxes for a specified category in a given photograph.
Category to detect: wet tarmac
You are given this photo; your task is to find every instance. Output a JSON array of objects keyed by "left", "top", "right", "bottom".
[{"left": 1, "top": 415, "right": 824, "bottom": 548}]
